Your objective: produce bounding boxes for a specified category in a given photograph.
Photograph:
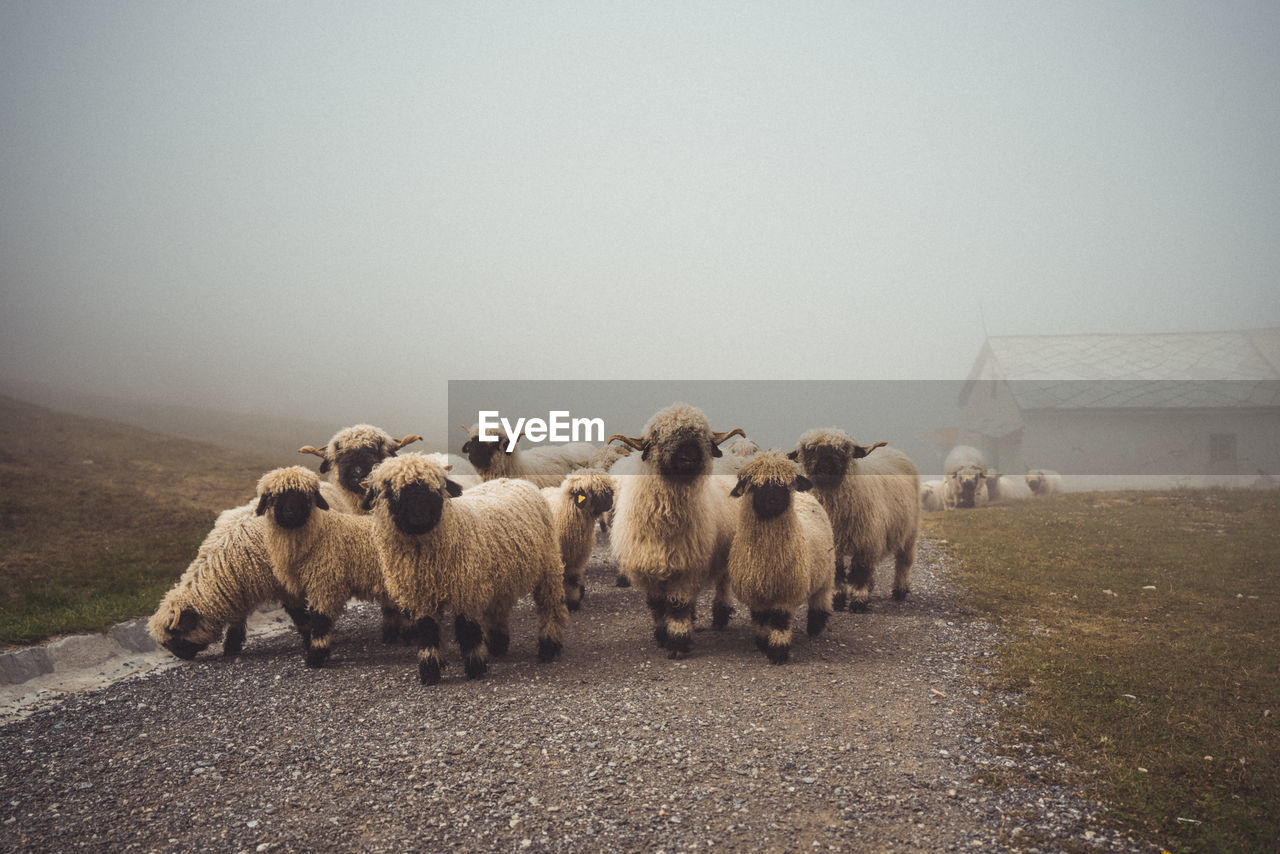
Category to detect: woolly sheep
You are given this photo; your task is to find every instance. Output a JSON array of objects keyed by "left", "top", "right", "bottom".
[
  {"left": 789, "top": 428, "right": 920, "bottom": 611},
  {"left": 255, "top": 466, "right": 407, "bottom": 667},
  {"left": 943, "top": 445, "right": 988, "bottom": 510},
  {"left": 920, "top": 479, "right": 946, "bottom": 512},
  {"left": 607, "top": 403, "right": 746, "bottom": 659},
  {"left": 541, "top": 469, "right": 615, "bottom": 612},
  {"left": 984, "top": 471, "right": 1033, "bottom": 503},
  {"left": 1025, "top": 469, "right": 1063, "bottom": 496},
  {"left": 460, "top": 423, "right": 597, "bottom": 488},
  {"left": 362, "top": 453, "right": 569, "bottom": 685},
  {"left": 727, "top": 437, "right": 760, "bottom": 460},
  {"left": 582, "top": 442, "right": 631, "bottom": 537},
  {"left": 727, "top": 451, "right": 835, "bottom": 664},
  {"left": 297, "top": 424, "right": 422, "bottom": 511}
]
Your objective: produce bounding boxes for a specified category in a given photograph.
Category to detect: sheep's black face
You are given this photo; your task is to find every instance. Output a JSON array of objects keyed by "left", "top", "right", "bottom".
[
  {"left": 272, "top": 489, "right": 313, "bottom": 530},
  {"left": 656, "top": 433, "right": 711, "bottom": 482},
  {"left": 336, "top": 448, "right": 385, "bottom": 496},
  {"left": 805, "top": 447, "right": 849, "bottom": 489},
  {"left": 955, "top": 472, "right": 982, "bottom": 508},
  {"left": 388, "top": 483, "right": 444, "bottom": 536},
  {"left": 590, "top": 490, "right": 613, "bottom": 516},
  {"left": 161, "top": 637, "right": 208, "bottom": 660},
  {"left": 751, "top": 482, "right": 792, "bottom": 520},
  {"left": 464, "top": 438, "right": 503, "bottom": 470}
]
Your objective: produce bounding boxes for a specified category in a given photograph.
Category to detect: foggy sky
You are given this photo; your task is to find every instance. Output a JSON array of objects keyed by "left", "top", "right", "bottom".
[{"left": 3, "top": 1, "right": 1278, "bottom": 450}]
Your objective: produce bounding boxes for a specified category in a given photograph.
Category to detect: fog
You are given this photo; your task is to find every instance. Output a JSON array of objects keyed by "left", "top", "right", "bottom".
[{"left": 3, "top": 2, "right": 1279, "bottom": 454}]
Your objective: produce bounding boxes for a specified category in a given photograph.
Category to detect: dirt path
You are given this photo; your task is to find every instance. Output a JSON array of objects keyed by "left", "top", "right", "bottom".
[{"left": 0, "top": 538, "right": 1149, "bottom": 852}]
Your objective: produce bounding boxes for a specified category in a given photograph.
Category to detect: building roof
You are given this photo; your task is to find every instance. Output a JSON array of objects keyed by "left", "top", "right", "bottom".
[{"left": 962, "top": 328, "right": 1280, "bottom": 410}]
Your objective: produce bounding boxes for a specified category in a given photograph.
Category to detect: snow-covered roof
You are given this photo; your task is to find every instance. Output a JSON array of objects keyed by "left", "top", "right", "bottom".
[{"left": 962, "top": 328, "right": 1280, "bottom": 410}]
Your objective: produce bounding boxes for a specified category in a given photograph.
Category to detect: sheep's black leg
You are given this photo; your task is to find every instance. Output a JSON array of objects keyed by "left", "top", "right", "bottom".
[
  {"left": 222, "top": 621, "right": 247, "bottom": 657},
  {"left": 380, "top": 605, "right": 405, "bottom": 644},
  {"left": 646, "top": 594, "right": 669, "bottom": 648},
  {"left": 283, "top": 603, "right": 313, "bottom": 652},
  {"left": 847, "top": 561, "right": 873, "bottom": 612},
  {"left": 414, "top": 616, "right": 443, "bottom": 685},
  {"left": 806, "top": 606, "right": 831, "bottom": 637},
  {"left": 764, "top": 609, "right": 792, "bottom": 664},
  {"left": 304, "top": 612, "right": 333, "bottom": 667},
  {"left": 455, "top": 614, "right": 488, "bottom": 680},
  {"left": 564, "top": 573, "right": 583, "bottom": 612},
  {"left": 832, "top": 560, "right": 849, "bottom": 611},
  {"left": 712, "top": 575, "right": 734, "bottom": 630},
  {"left": 665, "top": 599, "right": 694, "bottom": 660},
  {"left": 616, "top": 572, "right": 631, "bottom": 588},
  {"left": 749, "top": 610, "right": 771, "bottom": 654}
]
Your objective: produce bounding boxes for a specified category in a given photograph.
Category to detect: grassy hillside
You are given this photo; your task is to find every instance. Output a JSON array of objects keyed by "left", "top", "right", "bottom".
[
  {"left": 0, "top": 395, "right": 300, "bottom": 647},
  {"left": 926, "top": 491, "right": 1280, "bottom": 853}
]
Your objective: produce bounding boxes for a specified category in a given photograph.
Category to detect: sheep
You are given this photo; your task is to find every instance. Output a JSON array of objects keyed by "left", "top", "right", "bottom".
[
  {"left": 254, "top": 466, "right": 408, "bottom": 667},
  {"left": 1025, "top": 469, "right": 1063, "bottom": 496},
  {"left": 944, "top": 445, "right": 987, "bottom": 474},
  {"left": 541, "top": 469, "right": 615, "bottom": 612},
  {"left": 607, "top": 402, "right": 746, "bottom": 659},
  {"left": 362, "top": 453, "right": 568, "bottom": 685},
  {"left": 459, "top": 422, "right": 597, "bottom": 488},
  {"left": 148, "top": 501, "right": 311, "bottom": 661},
  {"left": 788, "top": 428, "right": 920, "bottom": 612},
  {"left": 943, "top": 445, "right": 988, "bottom": 509},
  {"left": 727, "top": 437, "right": 761, "bottom": 460},
  {"left": 727, "top": 451, "right": 836, "bottom": 664},
  {"left": 297, "top": 424, "right": 422, "bottom": 511},
  {"left": 984, "top": 471, "right": 1033, "bottom": 504},
  {"left": 920, "top": 479, "right": 946, "bottom": 512},
  {"left": 583, "top": 442, "right": 632, "bottom": 473}
]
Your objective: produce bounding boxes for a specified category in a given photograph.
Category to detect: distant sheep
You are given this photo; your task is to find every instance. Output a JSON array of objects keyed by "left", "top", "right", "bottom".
[
  {"left": 789, "top": 428, "right": 920, "bottom": 611},
  {"left": 920, "top": 480, "right": 946, "bottom": 512},
  {"left": 727, "top": 451, "right": 835, "bottom": 664},
  {"left": 460, "top": 423, "right": 597, "bottom": 488},
  {"left": 727, "top": 437, "right": 760, "bottom": 460},
  {"left": 541, "top": 469, "right": 615, "bottom": 611},
  {"left": 984, "top": 472, "right": 1033, "bottom": 504},
  {"left": 255, "top": 466, "right": 403, "bottom": 667},
  {"left": 608, "top": 403, "right": 745, "bottom": 658},
  {"left": 943, "top": 445, "right": 988, "bottom": 510},
  {"left": 584, "top": 443, "right": 632, "bottom": 472},
  {"left": 298, "top": 424, "right": 422, "bottom": 511},
  {"left": 1025, "top": 469, "right": 1063, "bottom": 496},
  {"left": 363, "top": 453, "right": 568, "bottom": 685}
]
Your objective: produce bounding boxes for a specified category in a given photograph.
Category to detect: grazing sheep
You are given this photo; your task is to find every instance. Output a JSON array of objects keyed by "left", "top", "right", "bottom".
[
  {"left": 362, "top": 453, "right": 568, "bottom": 685},
  {"left": 148, "top": 502, "right": 311, "bottom": 661},
  {"left": 727, "top": 451, "right": 836, "bottom": 664},
  {"left": 920, "top": 479, "right": 946, "bottom": 512},
  {"left": 789, "top": 428, "right": 920, "bottom": 612},
  {"left": 541, "top": 469, "right": 615, "bottom": 611},
  {"left": 255, "top": 466, "right": 406, "bottom": 667},
  {"left": 984, "top": 471, "right": 1033, "bottom": 504},
  {"left": 607, "top": 403, "right": 746, "bottom": 659},
  {"left": 460, "top": 423, "right": 597, "bottom": 488},
  {"left": 297, "top": 424, "right": 422, "bottom": 511},
  {"left": 1025, "top": 469, "right": 1063, "bottom": 496}
]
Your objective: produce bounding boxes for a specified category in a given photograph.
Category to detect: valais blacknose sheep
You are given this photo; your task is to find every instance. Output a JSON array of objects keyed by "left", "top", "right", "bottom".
[
  {"left": 607, "top": 403, "right": 745, "bottom": 659},
  {"left": 460, "top": 423, "right": 597, "bottom": 488},
  {"left": 298, "top": 424, "right": 422, "bottom": 511},
  {"left": 1025, "top": 469, "right": 1063, "bottom": 496},
  {"left": 789, "top": 429, "right": 920, "bottom": 611},
  {"left": 541, "top": 469, "right": 615, "bottom": 611},
  {"left": 727, "top": 451, "right": 836, "bottom": 664},
  {"left": 362, "top": 453, "right": 568, "bottom": 685},
  {"left": 943, "top": 445, "right": 988, "bottom": 509}
]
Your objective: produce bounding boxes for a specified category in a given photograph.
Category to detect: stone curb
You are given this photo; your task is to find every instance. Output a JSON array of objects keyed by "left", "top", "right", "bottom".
[{"left": 0, "top": 619, "right": 156, "bottom": 687}]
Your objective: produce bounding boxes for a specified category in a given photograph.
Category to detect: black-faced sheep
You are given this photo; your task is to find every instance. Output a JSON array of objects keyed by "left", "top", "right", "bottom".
[
  {"left": 943, "top": 445, "right": 988, "bottom": 509},
  {"left": 362, "top": 453, "right": 568, "bottom": 685},
  {"left": 255, "top": 466, "right": 404, "bottom": 668},
  {"left": 607, "top": 402, "right": 745, "bottom": 659},
  {"left": 727, "top": 451, "right": 835, "bottom": 664},
  {"left": 297, "top": 424, "right": 422, "bottom": 511},
  {"left": 1025, "top": 469, "right": 1063, "bottom": 496},
  {"left": 541, "top": 469, "right": 615, "bottom": 612},
  {"left": 789, "top": 428, "right": 920, "bottom": 612},
  {"left": 460, "top": 423, "right": 597, "bottom": 488}
]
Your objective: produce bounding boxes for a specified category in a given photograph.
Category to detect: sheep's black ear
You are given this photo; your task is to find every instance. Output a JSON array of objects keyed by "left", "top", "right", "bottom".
[
  {"left": 314, "top": 491, "right": 330, "bottom": 511},
  {"left": 711, "top": 444, "right": 723, "bottom": 458},
  {"left": 795, "top": 475, "right": 813, "bottom": 492},
  {"left": 319, "top": 458, "right": 332, "bottom": 474},
  {"left": 444, "top": 479, "right": 464, "bottom": 498},
  {"left": 729, "top": 477, "right": 749, "bottom": 498},
  {"left": 255, "top": 495, "right": 270, "bottom": 516},
  {"left": 786, "top": 449, "right": 800, "bottom": 461},
  {"left": 175, "top": 607, "right": 200, "bottom": 633},
  {"left": 461, "top": 439, "right": 473, "bottom": 454},
  {"left": 361, "top": 486, "right": 380, "bottom": 512}
]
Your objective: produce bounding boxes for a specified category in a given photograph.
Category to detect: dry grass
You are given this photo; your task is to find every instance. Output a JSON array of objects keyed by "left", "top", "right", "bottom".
[
  {"left": 0, "top": 395, "right": 292, "bottom": 646},
  {"left": 926, "top": 490, "right": 1280, "bottom": 852}
]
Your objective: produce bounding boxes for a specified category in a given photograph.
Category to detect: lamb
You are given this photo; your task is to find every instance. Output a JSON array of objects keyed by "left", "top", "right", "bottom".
[
  {"left": 607, "top": 402, "right": 746, "bottom": 659},
  {"left": 297, "top": 424, "right": 422, "bottom": 511},
  {"left": 984, "top": 471, "right": 1033, "bottom": 503},
  {"left": 362, "top": 452, "right": 568, "bottom": 685},
  {"left": 788, "top": 428, "right": 920, "bottom": 611},
  {"left": 255, "top": 466, "right": 407, "bottom": 667},
  {"left": 727, "top": 451, "right": 836, "bottom": 664},
  {"left": 541, "top": 469, "right": 615, "bottom": 612},
  {"left": 1025, "top": 469, "right": 1063, "bottom": 496},
  {"left": 943, "top": 445, "right": 988, "bottom": 509},
  {"left": 920, "top": 479, "right": 946, "bottom": 512},
  {"left": 460, "top": 422, "right": 597, "bottom": 488}
]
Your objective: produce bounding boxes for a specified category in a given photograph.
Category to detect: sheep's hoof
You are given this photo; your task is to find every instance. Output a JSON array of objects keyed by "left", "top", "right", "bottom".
[
  {"left": 849, "top": 600, "right": 869, "bottom": 613},
  {"left": 892, "top": 587, "right": 910, "bottom": 601},
  {"left": 806, "top": 610, "right": 831, "bottom": 637},
  {"left": 753, "top": 635, "right": 769, "bottom": 654},
  {"left": 653, "top": 626, "right": 670, "bottom": 647},
  {"left": 381, "top": 625, "right": 401, "bottom": 645},
  {"left": 537, "top": 638, "right": 563, "bottom": 662},
  {"left": 418, "top": 660, "right": 441, "bottom": 685},
  {"left": 304, "top": 648, "right": 330, "bottom": 668},
  {"left": 615, "top": 574, "right": 631, "bottom": 588},
  {"left": 489, "top": 630, "right": 511, "bottom": 658},
  {"left": 222, "top": 624, "right": 246, "bottom": 657},
  {"left": 463, "top": 657, "right": 488, "bottom": 680},
  {"left": 566, "top": 598, "right": 581, "bottom": 613},
  {"left": 666, "top": 648, "right": 689, "bottom": 660},
  {"left": 711, "top": 603, "right": 733, "bottom": 630},
  {"left": 765, "top": 644, "right": 791, "bottom": 665},
  {"left": 831, "top": 593, "right": 848, "bottom": 611}
]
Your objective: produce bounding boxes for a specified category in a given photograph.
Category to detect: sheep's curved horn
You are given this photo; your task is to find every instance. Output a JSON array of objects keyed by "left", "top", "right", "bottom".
[
  {"left": 297, "top": 445, "right": 327, "bottom": 459},
  {"left": 710, "top": 428, "right": 747, "bottom": 446},
  {"left": 852, "top": 440, "right": 889, "bottom": 459},
  {"left": 396, "top": 434, "right": 422, "bottom": 450},
  {"left": 459, "top": 424, "right": 472, "bottom": 434},
  {"left": 608, "top": 434, "right": 647, "bottom": 452}
]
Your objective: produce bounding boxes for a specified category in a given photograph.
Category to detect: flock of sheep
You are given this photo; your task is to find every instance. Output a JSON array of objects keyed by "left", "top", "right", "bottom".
[
  {"left": 148, "top": 402, "right": 1027, "bottom": 685},
  {"left": 919, "top": 445, "right": 1061, "bottom": 513}
]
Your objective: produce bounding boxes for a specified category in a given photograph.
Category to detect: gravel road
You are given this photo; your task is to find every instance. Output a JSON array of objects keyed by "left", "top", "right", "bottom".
[{"left": 0, "top": 537, "right": 1152, "bottom": 852}]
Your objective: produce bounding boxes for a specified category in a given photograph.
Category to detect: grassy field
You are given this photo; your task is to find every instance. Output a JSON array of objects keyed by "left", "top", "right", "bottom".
[
  {"left": 926, "top": 491, "right": 1280, "bottom": 853},
  {"left": 0, "top": 395, "right": 293, "bottom": 646}
]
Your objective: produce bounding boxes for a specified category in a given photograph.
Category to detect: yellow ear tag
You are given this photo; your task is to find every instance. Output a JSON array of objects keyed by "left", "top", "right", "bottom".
[{"left": 576, "top": 493, "right": 586, "bottom": 505}]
